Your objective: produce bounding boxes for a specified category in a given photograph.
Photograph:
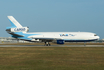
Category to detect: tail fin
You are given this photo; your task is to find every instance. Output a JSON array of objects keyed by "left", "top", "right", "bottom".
[
  {"left": 6, "top": 16, "right": 29, "bottom": 33},
  {"left": 7, "top": 16, "right": 22, "bottom": 27}
]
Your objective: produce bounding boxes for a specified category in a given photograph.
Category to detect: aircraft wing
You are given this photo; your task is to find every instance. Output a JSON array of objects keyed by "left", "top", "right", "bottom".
[{"left": 30, "top": 37, "right": 62, "bottom": 42}]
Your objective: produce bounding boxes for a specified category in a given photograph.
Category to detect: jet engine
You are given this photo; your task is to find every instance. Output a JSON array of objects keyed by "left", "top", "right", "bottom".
[
  {"left": 6, "top": 27, "right": 29, "bottom": 33},
  {"left": 57, "top": 40, "right": 64, "bottom": 44}
]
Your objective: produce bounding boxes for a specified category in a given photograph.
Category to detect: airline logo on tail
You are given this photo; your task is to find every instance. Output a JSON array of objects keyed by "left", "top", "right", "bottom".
[
  {"left": 6, "top": 16, "right": 29, "bottom": 32},
  {"left": 14, "top": 28, "right": 26, "bottom": 31},
  {"left": 11, "top": 27, "right": 29, "bottom": 32}
]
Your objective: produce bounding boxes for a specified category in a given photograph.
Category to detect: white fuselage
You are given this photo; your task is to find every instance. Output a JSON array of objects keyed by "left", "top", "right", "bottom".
[{"left": 27, "top": 32, "right": 99, "bottom": 42}]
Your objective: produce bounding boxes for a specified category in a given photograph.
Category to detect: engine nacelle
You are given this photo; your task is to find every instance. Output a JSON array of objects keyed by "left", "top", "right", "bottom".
[
  {"left": 31, "top": 39, "right": 40, "bottom": 42},
  {"left": 57, "top": 40, "right": 64, "bottom": 44},
  {"left": 6, "top": 27, "right": 29, "bottom": 32}
]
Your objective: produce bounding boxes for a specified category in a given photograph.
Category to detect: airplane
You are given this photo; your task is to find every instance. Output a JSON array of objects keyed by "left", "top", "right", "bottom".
[{"left": 6, "top": 16, "right": 100, "bottom": 46}]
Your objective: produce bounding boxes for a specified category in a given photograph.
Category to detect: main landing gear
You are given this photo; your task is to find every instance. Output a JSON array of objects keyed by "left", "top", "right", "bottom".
[{"left": 44, "top": 42, "right": 51, "bottom": 46}]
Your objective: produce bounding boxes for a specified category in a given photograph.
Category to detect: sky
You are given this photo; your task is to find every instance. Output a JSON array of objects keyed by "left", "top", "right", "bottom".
[{"left": 0, "top": 0, "right": 104, "bottom": 39}]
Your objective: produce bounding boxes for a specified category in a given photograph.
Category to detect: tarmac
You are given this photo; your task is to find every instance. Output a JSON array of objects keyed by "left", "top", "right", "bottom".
[{"left": 0, "top": 45, "right": 104, "bottom": 47}]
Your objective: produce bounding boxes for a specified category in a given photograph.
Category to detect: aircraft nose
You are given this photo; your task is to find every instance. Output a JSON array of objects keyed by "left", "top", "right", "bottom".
[{"left": 96, "top": 36, "right": 100, "bottom": 40}]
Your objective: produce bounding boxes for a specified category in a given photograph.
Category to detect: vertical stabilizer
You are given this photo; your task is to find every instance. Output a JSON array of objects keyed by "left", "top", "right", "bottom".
[{"left": 7, "top": 16, "right": 22, "bottom": 27}]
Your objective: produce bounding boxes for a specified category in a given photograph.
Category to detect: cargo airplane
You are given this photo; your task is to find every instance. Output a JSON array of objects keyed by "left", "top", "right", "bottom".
[{"left": 6, "top": 16, "right": 100, "bottom": 46}]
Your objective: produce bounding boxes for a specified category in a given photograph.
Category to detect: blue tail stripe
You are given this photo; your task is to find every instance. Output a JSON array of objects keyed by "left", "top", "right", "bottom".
[{"left": 9, "top": 19, "right": 17, "bottom": 27}]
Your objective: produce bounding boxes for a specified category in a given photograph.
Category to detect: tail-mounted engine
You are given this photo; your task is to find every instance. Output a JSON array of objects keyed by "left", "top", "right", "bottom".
[{"left": 6, "top": 27, "right": 29, "bottom": 33}]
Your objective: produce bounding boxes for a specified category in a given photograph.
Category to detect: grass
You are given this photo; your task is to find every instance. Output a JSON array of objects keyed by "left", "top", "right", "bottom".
[{"left": 0, "top": 47, "right": 104, "bottom": 70}]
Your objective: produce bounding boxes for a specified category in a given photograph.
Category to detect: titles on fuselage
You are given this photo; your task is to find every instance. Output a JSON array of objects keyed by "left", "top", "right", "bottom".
[{"left": 60, "top": 34, "right": 75, "bottom": 36}]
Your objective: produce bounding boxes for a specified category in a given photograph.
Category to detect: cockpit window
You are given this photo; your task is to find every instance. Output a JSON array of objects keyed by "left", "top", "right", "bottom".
[{"left": 94, "top": 34, "right": 97, "bottom": 36}]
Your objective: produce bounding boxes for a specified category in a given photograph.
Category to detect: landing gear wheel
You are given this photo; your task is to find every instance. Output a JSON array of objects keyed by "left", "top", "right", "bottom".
[{"left": 44, "top": 42, "right": 51, "bottom": 46}]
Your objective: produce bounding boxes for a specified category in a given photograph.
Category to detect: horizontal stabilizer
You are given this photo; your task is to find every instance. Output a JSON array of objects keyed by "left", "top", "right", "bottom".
[{"left": 10, "top": 32, "right": 24, "bottom": 37}]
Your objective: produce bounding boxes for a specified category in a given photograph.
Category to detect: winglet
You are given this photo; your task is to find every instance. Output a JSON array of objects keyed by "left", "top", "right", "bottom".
[{"left": 7, "top": 16, "right": 22, "bottom": 27}]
